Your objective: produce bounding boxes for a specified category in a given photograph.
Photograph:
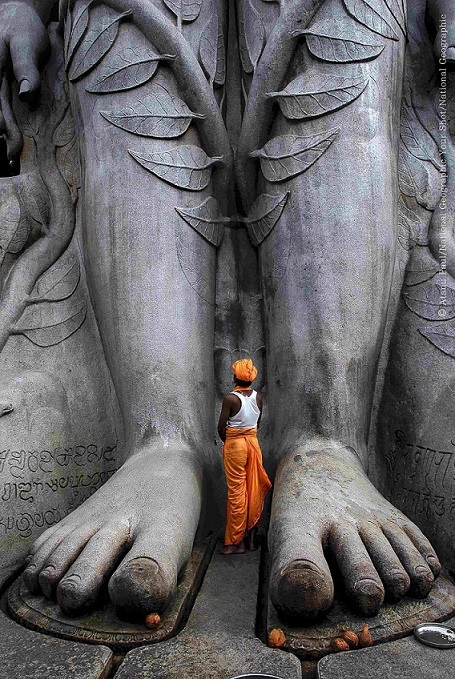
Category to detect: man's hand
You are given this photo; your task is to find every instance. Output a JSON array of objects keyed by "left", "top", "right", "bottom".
[{"left": 0, "top": 1, "right": 50, "bottom": 101}]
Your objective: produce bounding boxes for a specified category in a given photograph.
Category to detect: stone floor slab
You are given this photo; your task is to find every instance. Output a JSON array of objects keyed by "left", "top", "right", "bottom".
[
  {"left": 0, "top": 567, "right": 113, "bottom": 679},
  {"left": 116, "top": 549, "right": 302, "bottom": 679},
  {"left": 317, "top": 616, "right": 455, "bottom": 679}
]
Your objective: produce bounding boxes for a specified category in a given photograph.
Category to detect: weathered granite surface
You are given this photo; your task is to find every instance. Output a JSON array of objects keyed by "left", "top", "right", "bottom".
[
  {"left": 0, "top": 0, "right": 453, "bottom": 637},
  {"left": 318, "top": 617, "right": 455, "bottom": 679}
]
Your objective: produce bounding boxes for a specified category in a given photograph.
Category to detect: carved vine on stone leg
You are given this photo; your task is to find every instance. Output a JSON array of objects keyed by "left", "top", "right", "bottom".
[{"left": 0, "top": 26, "right": 84, "bottom": 353}]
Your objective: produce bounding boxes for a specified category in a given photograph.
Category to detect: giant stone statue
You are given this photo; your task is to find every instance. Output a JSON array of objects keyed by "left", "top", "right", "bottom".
[{"left": 0, "top": 0, "right": 453, "bottom": 648}]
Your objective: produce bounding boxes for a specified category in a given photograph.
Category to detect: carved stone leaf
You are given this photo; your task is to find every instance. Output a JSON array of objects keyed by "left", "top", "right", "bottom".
[
  {"left": 398, "top": 148, "right": 439, "bottom": 210},
  {"left": 7, "top": 212, "right": 30, "bottom": 254},
  {"left": 15, "top": 301, "right": 87, "bottom": 347},
  {"left": 64, "top": 0, "right": 73, "bottom": 65},
  {"left": 86, "top": 46, "right": 173, "bottom": 93},
  {"left": 384, "top": 0, "right": 406, "bottom": 36},
  {"left": 66, "top": 0, "right": 93, "bottom": 67},
  {"left": 53, "top": 107, "right": 75, "bottom": 147},
  {"left": 162, "top": 0, "right": 202, "bottom": 25},
  {"left": 303, "top": 26, "right": 384, "bottom": 63},
  {"left": 175, "top": 197, "right": 229, "bottom": 246},
  {"left": 251, "top": 129, "right": 339, "bottom": 182},
  {"left": 0, "top": 191, "right": 20, "bottom": 252},
  {"left": 401, "top": 103, "right": 443, "bottom": 172},
  {"left": 268, "top": 74, "right": 369, "bottom": 120},
  {"left": 419, "top": 321, "right": 455, "bottom": 358},
  {"left": 69, "top": 9, "right": 132, "bottom": 82},
  {"left": 398, "top": 200, "right": 417, "bottom": 250},
  {"left": 129, "top": 145, "right": 222, "bottom": 191},
  {"left": 405, "top": 249, "right": 439, "bottom": 286},
  {"left": 199, "top": 4, "right": 226, "bottom": 86},
  {"left": 30, "top": 256, "right": 81, "bottom": 303},
  {"left": 101, "top": 84, "right": 204, "bottom": 138},
  {"left": 176, "top": 233, "right": 215, "bottom": 305},
  {"left": 238, "top": 0, "right": 266, "bottom": 74},
  {"left": 403, "top": 278, "right": 455, "bottom": 320},
  {"left": 244, "top": 192, "right": 290, "bottom": 246},
  {"left": 13, "top": 174, "right": 49, "bottom": 226},
  {"left": 343, "top": 0, "right": 399, "bottom": 40}
]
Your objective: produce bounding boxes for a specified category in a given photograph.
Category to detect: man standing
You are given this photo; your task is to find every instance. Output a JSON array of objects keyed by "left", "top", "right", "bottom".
[{"left": 218, "top": 359, "right": 272, "bottom": 555}]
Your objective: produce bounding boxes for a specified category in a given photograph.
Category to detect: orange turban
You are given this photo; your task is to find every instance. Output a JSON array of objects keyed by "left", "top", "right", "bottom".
[{"left": 232, "top": 358, "right": 258, "bottom": 382}]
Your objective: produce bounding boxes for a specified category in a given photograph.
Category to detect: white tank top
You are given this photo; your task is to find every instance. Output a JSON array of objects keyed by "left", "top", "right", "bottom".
[{"left": 227, "top": 390, "right": 260, "bottom": 428}]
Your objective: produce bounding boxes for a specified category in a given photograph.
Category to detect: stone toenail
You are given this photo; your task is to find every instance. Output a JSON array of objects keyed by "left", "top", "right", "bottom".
[
  {"left": 358, "top": 579, "right": 382, "bottom": 596},
  {"left": 415, "top": 565, "right": 431, "bottom": 576}
]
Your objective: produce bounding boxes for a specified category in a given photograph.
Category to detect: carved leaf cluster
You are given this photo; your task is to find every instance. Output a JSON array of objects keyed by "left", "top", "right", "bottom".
[
  {"left": 86, "top": 47, "right": 174, "bottom": 93},
  {"left": 29, "top": 255, "right": 81, "bottom": 303},
  {"left": 129, "top": 145, "right": 222, "bottom": 191},
  {"left": 398, "top": 148, "right": 440, "bottom": 211},
  {"left": 384, "top": 0, "right": 406, "bottom": 37},
  {"left": 101, "top": 85, "right": 205, "bottom": 138},
  {"left": 244, "top": 192, "right": 290, "bottom": 246},
  {"left": 163, "top": 0, "right": 202, "bottom": 26},
  {"left": 238, "top": 0, "right": 266, "bottom": 74},
  {"left": 0, "top": 191, "right": 29, "bottom": 262},
  {"left": 268, "top": 74, "right": 369, "bottom": 120},
  {"left": 405, "top": 249, "right": 439, "bottom": 286},
  {"left": 251, "top": 130, "right": 339, "bottom": 182},
  {"left": 69, "top": 8, "right": 132, "bottom": 82},
  {"left": 400, "top": 103, "right": 443, "bottom": 172},
  {"left": 303, "top": 19, "right": 385, "bottom": 63},
  {"left": 15, "top": 300, "right": 87, "bottom": 347},
  {"left": 176, "top": 233, "right": 215, "bottom": 305},
  {"left": 420, "top": 322, "right": 455, "bottom": 359},
  {"left": 65, "top": 0, "right": 93, "bottom": 68},
  {"left": 175, "top": 197, "right": 229, "bottom": 246},
  {"left": 404, "top": 278, "right": 455, "bottom": 321},
  {"left": 13, "top": 174, "right": 49, "bottom": 227},
  {"left": 199, "top": 3, "right": 226, "bottom": 86},
  {"left": 343, "top": 0, "right": 399, "bottom": 41}
]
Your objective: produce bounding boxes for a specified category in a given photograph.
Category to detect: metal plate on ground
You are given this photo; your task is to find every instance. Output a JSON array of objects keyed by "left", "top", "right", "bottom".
[
  {"left": 7, "top": 536, "right": 216, "bottom": 650},
  {"left": 414, "top": 622, "right": 455, "bottom": 648},
  {"left": 265, "top": 570, "right": 455, "bottom": 660}
]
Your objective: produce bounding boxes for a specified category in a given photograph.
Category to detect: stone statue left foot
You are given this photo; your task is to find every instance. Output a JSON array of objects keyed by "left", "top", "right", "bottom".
[
  {"left": 23, "top": 444, "right": 201, "bottom": 617},
  {"left": 268, "top": 439, "right": 441, "bottom": 623}
]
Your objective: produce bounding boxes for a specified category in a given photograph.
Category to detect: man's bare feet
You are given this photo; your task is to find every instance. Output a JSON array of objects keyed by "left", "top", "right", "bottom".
[
  {"left": 246, "top": 526, "right": 258, "bottom": 551},
  {"left": 268, "top": 439, "right": 441, "bottom": 623},
  {"left": 23, "top": 444, "right": 202, "bottom": 617},
  {"left": 219, "top": 541, "right": 246, "bottom": 555}
]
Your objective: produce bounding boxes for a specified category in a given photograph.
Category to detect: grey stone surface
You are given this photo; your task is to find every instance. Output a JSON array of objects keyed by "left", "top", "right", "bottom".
[
  {"left": 317, "top": 616, "right": 455, "bottom": 679},
  {"left": 115, "top": 550, "right": 301, "bottom": 679},
  {"left": 0, "top": 609, "right": 113, "bottom": 679},
  {"left": 0, "top": 0, "right": 452, "bottom": 644}
]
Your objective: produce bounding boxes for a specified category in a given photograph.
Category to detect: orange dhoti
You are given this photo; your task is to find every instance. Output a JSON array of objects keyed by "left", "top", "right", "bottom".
[{"left": 223, "top": 426, "right": 272, "bottom": 545}]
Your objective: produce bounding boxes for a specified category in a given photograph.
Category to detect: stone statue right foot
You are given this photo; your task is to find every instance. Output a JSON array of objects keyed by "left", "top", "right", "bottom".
[
  {"left": 23, "top": 443, "right": 202, "bottom": 617},
  {"left": 268, "top": 439, "right": 441, "bottom": 623}
]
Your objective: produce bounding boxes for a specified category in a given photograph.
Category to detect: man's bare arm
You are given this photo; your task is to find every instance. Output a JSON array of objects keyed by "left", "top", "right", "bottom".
[{"left": 217, "top": 395, "right": 237, "bottom": 443}]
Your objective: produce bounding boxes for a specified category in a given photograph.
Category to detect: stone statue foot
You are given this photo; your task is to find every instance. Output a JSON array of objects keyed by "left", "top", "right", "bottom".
[
  {"left": 23, "top": 444, "right": 201, "bottom": 617},
  {"left": 268, "top": 439, "right": 441, "bottom": 623}
]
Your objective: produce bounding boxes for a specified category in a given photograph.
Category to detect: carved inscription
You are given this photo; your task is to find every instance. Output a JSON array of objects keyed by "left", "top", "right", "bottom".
[
  {"left": 385, "top": 430, "right": 455, "bottom": 520},
  {"left": 0, "top": 443, "right": 118, "bottom": 544}
]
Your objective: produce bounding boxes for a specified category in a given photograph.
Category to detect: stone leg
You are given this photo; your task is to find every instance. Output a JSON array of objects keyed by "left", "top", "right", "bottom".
[
  {"left": 236, "top": 0, "right": 442, "bottom": 621},
  {"left": 23, "top": 2, "right": 226, "bottom": 617}
]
